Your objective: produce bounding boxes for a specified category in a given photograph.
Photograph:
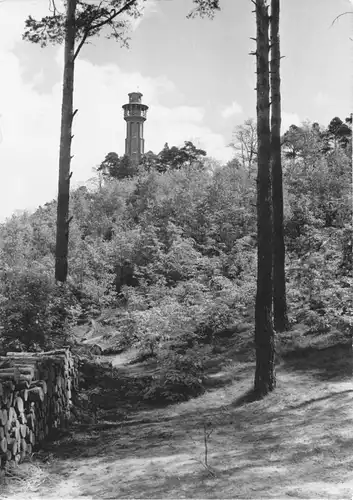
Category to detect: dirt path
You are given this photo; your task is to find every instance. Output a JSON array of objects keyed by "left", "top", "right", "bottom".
[{"left": 2, "top": 356, "right": 352, "bottom": 500}]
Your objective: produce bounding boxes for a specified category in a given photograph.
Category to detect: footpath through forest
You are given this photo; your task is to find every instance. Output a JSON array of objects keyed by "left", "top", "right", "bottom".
[{"left": 1, "top": 335, "right": 351, "bottom": 500}]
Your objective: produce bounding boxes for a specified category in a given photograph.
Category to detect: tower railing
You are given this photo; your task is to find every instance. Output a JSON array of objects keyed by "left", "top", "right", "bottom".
[{"left": 123, "top": 107, "right": 148, "bottom": 119}]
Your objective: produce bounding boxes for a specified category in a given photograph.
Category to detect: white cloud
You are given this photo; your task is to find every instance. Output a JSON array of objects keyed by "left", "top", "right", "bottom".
[
  {"left": 0, "top": 0, "right": 48, "bottom": 50},
  {"left": 281, "top": 111, "right": 300, "bottom": 133},
  {"left": 314, "top": 91, "right": 331, "bottom": 107},
  {"left": 221, "top": 101, "right": 243, "bottom": 119},
  {"left": 129, "top": 0, "right": 160, "bottom": 31},
  {"left": 150, "top": 106, "right": 205, "bottom": 123},
  {"left": 0, "top": 1, "right": 232, "bottom": 221}
]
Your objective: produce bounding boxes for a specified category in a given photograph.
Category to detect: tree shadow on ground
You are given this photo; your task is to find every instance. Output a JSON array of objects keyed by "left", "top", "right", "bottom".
[
  {"left": 279, "top": 342, "right": 351, "bottom": 380},
  {"left": 27, "top": 333, "right": 352, "bottom": 500},
  {"left": 285, "top": 389, "right": 353, "bottom": 411},
  {"left": 72, "top": 337, "right": 350, "bottom": 439},
  {"left": 43, "top": 374, "right": 351, "bottom": 466},
  {"left": 37, "top": 373, "right": 353, "bottom": 499},
  {"left": 26, "top": 341, "right": 353, "bottom": 500}
]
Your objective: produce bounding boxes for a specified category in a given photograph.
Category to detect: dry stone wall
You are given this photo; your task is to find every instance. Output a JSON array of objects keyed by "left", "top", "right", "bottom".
[{"left": 0, "top": 348, "right": 78, "bottom": 471}]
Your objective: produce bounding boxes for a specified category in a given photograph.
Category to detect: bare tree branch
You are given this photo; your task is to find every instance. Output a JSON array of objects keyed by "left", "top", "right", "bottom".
[
  {"left": 89, "top": 0, "right": 138, "bottom": 31},
  {"left": 49, "top": 0, "right": 62, "bottom": 16},
  {"left": 74, "top": 0, "right": 138, "bottom": 60},
  {"left": 74, "top": 29, "right": 90, "bottom": 60},
  {"left": 74, "top": 1, "right": 108, "bottom": 60},
  {"left": 331, "top": 11, "right": 353, "bottom": 27}
]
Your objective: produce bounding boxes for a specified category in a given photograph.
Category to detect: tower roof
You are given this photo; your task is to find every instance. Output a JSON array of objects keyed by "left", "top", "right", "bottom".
[{"left": 127, "top": 92, "right": 144, "bottom": 104}]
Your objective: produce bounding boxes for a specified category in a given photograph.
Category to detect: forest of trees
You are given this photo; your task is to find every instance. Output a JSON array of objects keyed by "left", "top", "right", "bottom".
[
  {"left": 0, "top": 0, "right": 351, "bottom": 403},
  {"left": 0, "top": 114, "right": 351, "bottom": 400}
]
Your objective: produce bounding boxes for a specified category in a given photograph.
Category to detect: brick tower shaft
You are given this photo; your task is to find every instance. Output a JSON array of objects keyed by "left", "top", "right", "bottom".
[{"left": 122, "top": 92, "right": 148, "bottom": 165}]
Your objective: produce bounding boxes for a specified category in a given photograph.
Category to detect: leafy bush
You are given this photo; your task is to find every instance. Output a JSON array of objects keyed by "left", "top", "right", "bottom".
[
  {"left": 70, "top": 236, "right": 118, "bottom": 314},
  {"left": 143, "top": 345, "right": 211, "bottom": 402},
  {"left": 0, "top": 263, "right": 81, "bottom": 352},
  {"left": 298, "top": 309, "right": 331, "bottom": 334}
]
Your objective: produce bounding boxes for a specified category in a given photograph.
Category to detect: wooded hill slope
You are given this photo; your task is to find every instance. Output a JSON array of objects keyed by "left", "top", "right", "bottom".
[{"left": 0, "top": 118, "right": 351, "bottom": 401}]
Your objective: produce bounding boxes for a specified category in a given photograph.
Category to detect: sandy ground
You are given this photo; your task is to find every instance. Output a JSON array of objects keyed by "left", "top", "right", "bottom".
[{"left": 1, "top": 342, "right": 352, "bottom": 500}]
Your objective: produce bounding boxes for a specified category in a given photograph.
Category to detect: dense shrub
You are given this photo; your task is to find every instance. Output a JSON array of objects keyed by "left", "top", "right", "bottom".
[
  {"left": 143, "top": 345, "right": 211, "bottom": 402},
  {"left": 0, "top": 262, "right": 81, "bottom": 352}
]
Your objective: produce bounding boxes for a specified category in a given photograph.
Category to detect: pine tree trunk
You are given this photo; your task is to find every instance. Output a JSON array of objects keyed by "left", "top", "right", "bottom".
[
  {"left": 270, "top": 0, "right": 288, "bottom": 332},
  {"left": 55, "top": 0, "right": 77, "bottom": 283},
  {"left": 254, "top": 0, "right": 276, "bottom": 396}
]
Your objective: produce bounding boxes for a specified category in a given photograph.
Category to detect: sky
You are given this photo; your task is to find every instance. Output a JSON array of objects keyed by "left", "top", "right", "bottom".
[{"left": 0, "top": 0, "right": 351, "bottom": 221}]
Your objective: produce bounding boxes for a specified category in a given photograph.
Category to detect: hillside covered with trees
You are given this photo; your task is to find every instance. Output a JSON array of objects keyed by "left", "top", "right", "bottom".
[
  {"left": 0, "top": 0, "right": 352, "bottom": 495},
  {"left": 0, "top": 116, "right": 351, "bottom": 401}
]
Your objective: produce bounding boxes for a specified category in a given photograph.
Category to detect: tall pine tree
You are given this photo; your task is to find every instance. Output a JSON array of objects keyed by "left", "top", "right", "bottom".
[
  {"left": 254, "top": 0, "right": 276, "bottom": 395},
  {"left": 270, "top": 0, "right": 288, "bottom": 332},
  {"left": 23, "top": 0, "right": 144, "bottom": 282}
]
